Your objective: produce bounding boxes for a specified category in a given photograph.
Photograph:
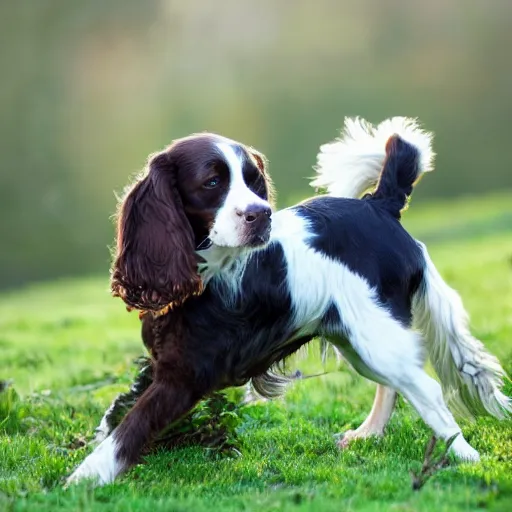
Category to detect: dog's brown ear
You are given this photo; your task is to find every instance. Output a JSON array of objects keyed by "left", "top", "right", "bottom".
[
  {"left": 248, "top": 147, "right": 275, "bottom": 206},
  {"left": 249, "top": 147, "right": 268, "bottom": 175},
  {"left": 111, "top": 151, "right": 202, "bottom": 312}
]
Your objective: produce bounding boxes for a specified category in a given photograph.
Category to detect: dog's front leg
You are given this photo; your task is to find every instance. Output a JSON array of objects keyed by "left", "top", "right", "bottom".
[{"left": 67, "top": 364, "right": 204, "bottom": 486}]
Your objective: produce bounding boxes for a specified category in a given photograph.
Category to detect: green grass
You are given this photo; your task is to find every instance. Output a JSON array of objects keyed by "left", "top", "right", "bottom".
[{"left": 1, "top": 192, "right": 512, "bottom": 511}]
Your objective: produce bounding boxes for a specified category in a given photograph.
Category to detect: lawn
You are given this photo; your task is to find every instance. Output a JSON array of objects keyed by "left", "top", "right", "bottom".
[{"left": 1, "top": 193, "right": 512, "bottom": 511}]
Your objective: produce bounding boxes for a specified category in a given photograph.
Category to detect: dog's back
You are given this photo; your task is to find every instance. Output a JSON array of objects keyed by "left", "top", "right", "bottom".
[{"left": 292, "top": 195, "right": 424, "bottom": 326}]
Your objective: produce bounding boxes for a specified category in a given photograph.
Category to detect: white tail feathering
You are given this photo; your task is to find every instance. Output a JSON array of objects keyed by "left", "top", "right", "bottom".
[
  {"left": 311, "top": 116, "right": 435, "bottom": 199},
  {"left": 413, "top": 243, "right": 512, "bottom": 420}
]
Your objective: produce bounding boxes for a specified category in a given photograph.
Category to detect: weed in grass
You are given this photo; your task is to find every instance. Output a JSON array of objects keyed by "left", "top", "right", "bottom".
[{"left": 410, "top": 434, "right": 457, "bottom": 491}]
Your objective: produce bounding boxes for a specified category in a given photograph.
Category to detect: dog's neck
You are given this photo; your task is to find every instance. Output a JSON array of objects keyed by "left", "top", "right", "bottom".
[{"left": 196, "top": 244, "right": 251, "bottom": 286}]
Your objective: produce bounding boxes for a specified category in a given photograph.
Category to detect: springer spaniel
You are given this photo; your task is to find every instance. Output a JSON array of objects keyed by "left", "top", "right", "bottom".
[{"left": 67, "top": 117, "right": 511, "bottom": 485}]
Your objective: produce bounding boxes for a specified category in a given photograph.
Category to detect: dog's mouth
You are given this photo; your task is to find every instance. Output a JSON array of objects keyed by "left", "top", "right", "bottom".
[
  {"left": 244, "top": 224, "right": 272, "bottom": 248},
  {"left": 206, "top": 213, "right": 272, "bottom": 250}
]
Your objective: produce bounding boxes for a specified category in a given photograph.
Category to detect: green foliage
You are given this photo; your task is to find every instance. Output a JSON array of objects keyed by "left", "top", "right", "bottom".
[
  {"left": 0, "top": 382, "right": 22, "bottom": 433},
  {"left": 156, "top": 392, "right": 242, "bottom": 456},
  {"left": 1, "top": 195, "right": 512, "bottom": 511}
]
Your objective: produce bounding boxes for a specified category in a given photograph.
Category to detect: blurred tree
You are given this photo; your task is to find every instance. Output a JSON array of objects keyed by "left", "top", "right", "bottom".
[{"left": 1, "top": 0, "right": 511, "bottom": 288}]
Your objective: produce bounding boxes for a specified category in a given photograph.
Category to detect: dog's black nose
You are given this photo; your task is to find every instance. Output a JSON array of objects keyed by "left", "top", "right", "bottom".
[{"left": 239, "top": 205, "right": 272, "bottom": 223}]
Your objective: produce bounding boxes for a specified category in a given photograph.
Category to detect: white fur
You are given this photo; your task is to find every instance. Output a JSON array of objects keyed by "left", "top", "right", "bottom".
[
  {"left": 274, "top": 210, "right": 479, "bottom": 461},
  {"left": 66, "top": 433, "right": 125, "bottom": 486},
  {"left": 93, "top": 404, "right": 114, "bottom": 445},
  {"left": 197, "top": 244, "right": 251, "bottom": 307},
  {"left": 311, "top": 116, "right": 435, "bottom": 198},
  {"left": 413, "top": 242, "right": 512, "bottom": 419},
  {"left": 197, "top": 245, "right": 247, "bottom": 285},
  {"left": 210, "top": 142, "right": 271, "bottom": 247},
  {"left": 275, "top": 210, "right": 424, "bottom": 374}
]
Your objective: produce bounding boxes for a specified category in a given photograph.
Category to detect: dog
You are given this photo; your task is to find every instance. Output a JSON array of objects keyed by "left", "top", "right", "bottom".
[{"left": 67, "top": 117, "right": 511, "bottom": 485}]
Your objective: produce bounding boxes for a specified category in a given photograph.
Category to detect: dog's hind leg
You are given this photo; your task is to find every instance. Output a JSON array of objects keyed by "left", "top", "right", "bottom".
[
  {"left": 391, "top": 364, "right": 480, "bottom": 461},
  {"left": 337, "top": 384, "right": 396, "bottom": 448},
  {"left": 331, "top": 292, "right": 479, "bottom": 461}
]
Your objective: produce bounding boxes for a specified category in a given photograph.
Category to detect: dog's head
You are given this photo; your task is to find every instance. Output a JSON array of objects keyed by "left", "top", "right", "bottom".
[{"left": 111, "top": 134, "right": 274, "bottom": 312}]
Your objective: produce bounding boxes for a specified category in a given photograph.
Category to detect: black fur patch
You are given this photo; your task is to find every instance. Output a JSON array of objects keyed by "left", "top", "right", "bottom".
[
  {"left": 176, "top": 243, "right": 309, "bottom": 389},
  {"left": 296, "top": 196, "right": 425, "bottom": 326}
]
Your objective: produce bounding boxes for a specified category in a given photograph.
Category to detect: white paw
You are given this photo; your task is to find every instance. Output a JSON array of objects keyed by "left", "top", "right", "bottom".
[
  {"left": 66, "top": 461, "right": 108, "bottom": 487},
  {"left": 65, "top": 435, "right": 124, "bottom": 487},
  {"left": 449, "top": 435, "right": 480, "bottom": 462}
]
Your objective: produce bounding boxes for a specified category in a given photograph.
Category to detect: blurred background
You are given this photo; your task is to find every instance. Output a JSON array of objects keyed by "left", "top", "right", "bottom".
[{"left": 1, "top": 0, "right": 511, "bottom": 290}]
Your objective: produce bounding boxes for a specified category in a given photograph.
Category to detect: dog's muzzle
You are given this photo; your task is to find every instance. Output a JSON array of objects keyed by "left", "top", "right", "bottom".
[{"left": 239, "top": 204, "right": 272, "bottom": 247}]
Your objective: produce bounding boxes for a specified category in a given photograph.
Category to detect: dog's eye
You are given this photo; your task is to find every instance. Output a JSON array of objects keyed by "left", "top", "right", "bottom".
[{"left": 203, "top": 176, "right": 220, "bottom": 189}]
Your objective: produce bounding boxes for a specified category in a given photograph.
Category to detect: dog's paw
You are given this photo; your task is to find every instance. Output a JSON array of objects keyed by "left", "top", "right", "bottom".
[
  {"left": 336, "top": 427, "right": 383, "bottom": 449},
  {"left": 449, "top": 435, "right": 480, "bottom": 462},
  {"left": 65, "top": 435, "right": 124, "bottom": 487},
  {"left": 65, "top": 462, "right": 104, "bottom": 487}
]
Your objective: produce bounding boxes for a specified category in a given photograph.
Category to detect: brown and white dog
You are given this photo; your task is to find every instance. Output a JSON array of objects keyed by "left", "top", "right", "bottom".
[{"left": 67, "top": 118, "right": 511, "bottom": 486}]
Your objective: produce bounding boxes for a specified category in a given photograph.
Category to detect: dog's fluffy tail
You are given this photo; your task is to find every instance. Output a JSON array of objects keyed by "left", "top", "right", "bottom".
[
  {"left": 413, "top": 242, "right": 512, "bottom": 419},
  {"left": 311, "top": 117, "right": 434, "bottom": 202}
]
